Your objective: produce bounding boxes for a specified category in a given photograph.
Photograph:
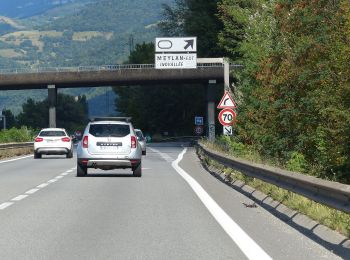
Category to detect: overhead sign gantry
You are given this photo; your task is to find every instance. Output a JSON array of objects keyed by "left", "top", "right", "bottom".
[{"left": 155, "top": 37, "right": 197, "bottom": 69}]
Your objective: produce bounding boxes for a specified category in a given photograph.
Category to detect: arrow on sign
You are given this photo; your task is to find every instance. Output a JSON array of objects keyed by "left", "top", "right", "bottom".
[
  {"left": 217, "top": 91, "right": 237, "bottom": 109},
  {"left": 184, "top": 40, "right": 194, "bottom": 50}
]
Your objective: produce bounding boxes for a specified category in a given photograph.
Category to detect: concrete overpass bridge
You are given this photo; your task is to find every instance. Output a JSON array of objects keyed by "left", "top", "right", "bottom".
[{"left": 0, "top": 61, "right": 237, "bottom": 137}]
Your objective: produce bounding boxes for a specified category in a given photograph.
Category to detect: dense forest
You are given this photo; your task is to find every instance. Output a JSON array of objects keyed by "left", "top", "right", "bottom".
[{"left": 113, "top": 0, "right": 350, "bottom": 183}]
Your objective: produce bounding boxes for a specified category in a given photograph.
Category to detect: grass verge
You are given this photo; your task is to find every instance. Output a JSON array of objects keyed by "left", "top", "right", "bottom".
[
  {"left": 198, "top": 143, "right": 350, "bottom": 238},
  {"left": 0, "top": 147, "right": 33, "bottom": 160}
]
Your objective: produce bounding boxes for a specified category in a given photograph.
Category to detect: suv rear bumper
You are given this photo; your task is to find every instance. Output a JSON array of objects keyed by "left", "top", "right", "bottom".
[
  {"left": 78, "top": 158, "right": 141, "bottom": 169},
  {"left": 36, "top": 147, "right": 70, "bottom": 155}
]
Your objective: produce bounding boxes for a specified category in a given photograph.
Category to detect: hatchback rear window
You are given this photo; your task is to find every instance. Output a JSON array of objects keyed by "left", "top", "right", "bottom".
[
  {"left": 39, "top": 131, "right": 66, "bottom": 137},
  {"left": 89, "top": 124, "right": 130, "bottom": 137}
]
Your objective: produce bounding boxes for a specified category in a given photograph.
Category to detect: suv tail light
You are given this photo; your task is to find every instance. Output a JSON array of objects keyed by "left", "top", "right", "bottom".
[
  {"left": 131, "top": 136, "right": 137, "bottom": 149},
  {"left": 61, "top": 137, "right": 71, "bottom": 142},
  {"left": 35, "top": 137, "right": 43, "bottom": 142},
  {"left": 82, "top": 136, "right": 88, "bottom": 148}
]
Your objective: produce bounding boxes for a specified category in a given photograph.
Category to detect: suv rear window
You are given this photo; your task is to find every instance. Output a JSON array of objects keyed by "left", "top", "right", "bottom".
[
  {"left": 89, "top": 124, "right": 130, "bottom": 137},
  {"left": 39, "top": 131, "right": 66, "bottom": 137}
]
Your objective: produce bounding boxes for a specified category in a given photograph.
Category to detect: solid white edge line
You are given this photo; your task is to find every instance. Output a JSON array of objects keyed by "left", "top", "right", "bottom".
[
  {"left": 0, "top": 155, "right": 33, "bottom": 164},
  {"left": 171, "top": 148, "right": 272, "bottom": 260},
  {"left": 0, "top": 202, "right": 14, "bottom": 210},
  {"left": 12, "top": 195, "right": 28, "bottom": 201}
]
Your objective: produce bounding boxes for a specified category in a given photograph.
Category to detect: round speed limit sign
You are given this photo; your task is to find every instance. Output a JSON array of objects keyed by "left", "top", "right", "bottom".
[{"left": 218, "top": 108, "right": 236, "bottom": 126}]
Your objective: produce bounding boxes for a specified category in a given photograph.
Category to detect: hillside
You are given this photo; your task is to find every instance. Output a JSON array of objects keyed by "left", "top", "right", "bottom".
[
  {"left": 0, "top": 0, "right": 172, "bottom": 115},
  {"left": 0, "top": 0, "right": 91, "bottom": 18}
]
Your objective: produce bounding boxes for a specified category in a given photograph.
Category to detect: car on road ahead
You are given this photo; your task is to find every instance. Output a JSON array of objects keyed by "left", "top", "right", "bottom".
[
  {"left": 135, "top": 129, "right": 146, "bottom": 155},
  {"left": 34, "top": 128, "right": 73, "bottom": 159},
  {"left": 76, "top": 117, "right": 142, "bottom": 177}
]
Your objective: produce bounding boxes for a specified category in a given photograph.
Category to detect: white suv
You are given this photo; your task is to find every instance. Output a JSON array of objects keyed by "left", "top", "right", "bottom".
[
  {"left": 34, "top": 128, "right": 73, "bottom": 159},
  {"left": 76, "top": 117, "right": 142, "bottom": 177}
]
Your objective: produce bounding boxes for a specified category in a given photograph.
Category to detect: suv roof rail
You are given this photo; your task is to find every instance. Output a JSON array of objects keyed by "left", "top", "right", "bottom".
[{"left": 90, "top": 117, "right": 132, "bottom": 122}]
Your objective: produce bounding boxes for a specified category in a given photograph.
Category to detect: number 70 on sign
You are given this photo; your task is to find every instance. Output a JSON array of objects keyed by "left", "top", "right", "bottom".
[{"left": 218, "top": 108, "right": 236, "bottom": 126}]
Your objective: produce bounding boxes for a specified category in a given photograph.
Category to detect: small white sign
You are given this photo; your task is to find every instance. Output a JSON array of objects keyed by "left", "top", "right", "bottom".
[
  {"left": 156, "top": 37, "right": 197, "bottom": 53},
  {"left": 223, "top": 126, "right": 233, "bottom": 136},
  {"left": 155, "top": 53, "right": 197, "bottom": 69}
]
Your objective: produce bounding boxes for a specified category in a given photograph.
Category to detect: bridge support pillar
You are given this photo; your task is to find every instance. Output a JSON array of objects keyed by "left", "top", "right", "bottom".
[
  {"left": 48, "top": 85, "right": 57, "bottom": 128},
  {"left": 207, "top": 80, "right": 216, "bottom": 142}
]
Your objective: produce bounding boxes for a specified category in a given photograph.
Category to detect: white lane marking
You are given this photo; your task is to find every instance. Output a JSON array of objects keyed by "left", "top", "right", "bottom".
[
  {"left": 66, "top": 169, "right": 73, "bottom": 173},
  {"left": 0, "top": 202, "right": 14, "bottom": 210},
  {"left": 142, "top": 168, "right": 152, "bottom": 170},
  {"left": 37, "top": 183, "right": 49, "bottom": 188},
  {"left": 12, "top": 195, "right": 28, "bottom": 201},
  {"left": 149, "top": 147, "right": 173, "bottom": 162},
  {"left": 0, "top": 167, "right": 73, "bottom": 212},
  {"left": 170, "top": 148, "right": 272, "bottom": 260},
  {"left": 25, "top": 188, "right": 39, "bottom": 194},
  {"left": 0, "top": 155, "right": 33, "bottom": 164}
]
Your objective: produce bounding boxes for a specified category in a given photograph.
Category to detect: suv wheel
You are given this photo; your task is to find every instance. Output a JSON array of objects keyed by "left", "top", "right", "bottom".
[
  {"left": 77, "top": 163, "right": 87, "bottom": 177},
  {"left": 133, "top": 162, "right": 142, "bottom": 177}
]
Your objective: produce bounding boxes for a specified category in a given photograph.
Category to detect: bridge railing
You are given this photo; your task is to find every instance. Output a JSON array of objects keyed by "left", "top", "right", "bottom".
[{"left": 0, "top": 63, "right": 232, "bottom": 75}]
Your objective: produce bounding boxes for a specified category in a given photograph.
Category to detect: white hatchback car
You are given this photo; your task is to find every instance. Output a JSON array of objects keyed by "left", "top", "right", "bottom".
[{"left": 34, "top": 128, "right": 73, "bottom": 159}]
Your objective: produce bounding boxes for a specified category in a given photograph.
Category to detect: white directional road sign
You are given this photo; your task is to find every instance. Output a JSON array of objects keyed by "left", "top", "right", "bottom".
[
  {"left": 155, "top": 53, "right": 197, "bottom": 69},
  {"left": 223, "top": 126, "right": 233, "bottom": 136},
  {"left": 218, "top": 108, "right": 236, "bottom": 126},
  {"left": 156, "top": 37, "right": 197, "bottom": 53}
]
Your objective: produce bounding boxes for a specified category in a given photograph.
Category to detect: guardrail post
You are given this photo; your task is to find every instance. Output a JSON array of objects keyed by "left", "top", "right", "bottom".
[
  {"left": 48, "top": 85, "right": 57, "bottom": 128},
  {"left": 207, "top": 80, "right": 216, "bottom": 142}
]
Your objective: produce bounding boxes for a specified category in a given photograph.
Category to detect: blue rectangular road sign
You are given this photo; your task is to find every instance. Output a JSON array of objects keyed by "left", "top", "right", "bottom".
[{"left": 195, "top": 116, "right": 204, "bottom": 126}]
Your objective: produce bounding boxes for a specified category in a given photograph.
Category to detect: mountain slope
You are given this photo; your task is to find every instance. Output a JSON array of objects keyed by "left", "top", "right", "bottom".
[{"left": 0, "top": 0, "right": 91, "bottom": 18}]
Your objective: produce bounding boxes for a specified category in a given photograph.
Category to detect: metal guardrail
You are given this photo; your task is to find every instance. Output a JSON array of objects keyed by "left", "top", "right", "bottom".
[
  {"left": 0, "top": 142, "right": 33, "bottom": 151},
  {"left": 0, "top": 63, "right": 243, "bottom": 75},
  {"left": 197, "top": 142, "right": 350, "bottom": 213}
]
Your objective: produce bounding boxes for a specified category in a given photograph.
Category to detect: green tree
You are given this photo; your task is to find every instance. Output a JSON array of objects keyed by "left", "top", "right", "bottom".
[
  {"left": 17, "top": 94, "right": 88, "bottom": 132},
  {"left": 159, "top": 0, "right": 226, "bottom": 57},
  {"left": 1, "top": 109, "right": 16, "bottom": 129}
]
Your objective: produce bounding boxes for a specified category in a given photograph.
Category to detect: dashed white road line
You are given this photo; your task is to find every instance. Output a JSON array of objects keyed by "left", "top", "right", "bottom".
[
  {"left": 153, "top": 148, "right": 272, "bottom": 260},
  {"left": 0, "top": 202, "right": 14, "bottom": 210},
  {"left": 25, "top": 188, "right": 39, "bottom": 194},
  {"left": 0, "top": 168, "right": 74, "bottom": 211},
  {"left": 12, "top": 195, "right": 28, "bottom": 201},
  {"left": 37, "top": 183, "right": 49, "bottom": 188}
]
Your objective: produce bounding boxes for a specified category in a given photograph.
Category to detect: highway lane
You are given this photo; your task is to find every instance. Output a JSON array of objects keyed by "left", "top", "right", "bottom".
[{"left": 0, "top": 143, "right": 343, "bottom": 259}]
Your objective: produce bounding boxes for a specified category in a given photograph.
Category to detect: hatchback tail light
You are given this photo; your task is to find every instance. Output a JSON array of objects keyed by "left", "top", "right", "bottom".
[
  {"left": 35, "top": 137, "right": 43, "bottom": 142},
  {"left": 82, "top": 136, "right": 88, "bottom": 148},
  {"left": 131, "top": 136, "right": 137, "bottom": 149},
  {"left": 61, "top": 137, "right": 71, "bottom": 142}
]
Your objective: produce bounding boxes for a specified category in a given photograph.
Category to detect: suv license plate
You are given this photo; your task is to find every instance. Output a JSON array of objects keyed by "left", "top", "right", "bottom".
[{"left": 100, "top": 146, "right": 118, "bottom": 151}]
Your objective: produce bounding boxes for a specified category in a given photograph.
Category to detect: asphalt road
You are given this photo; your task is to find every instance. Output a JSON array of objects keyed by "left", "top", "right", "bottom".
[{"left": 0, "top": 143, "right": 345, "bottom": 260}]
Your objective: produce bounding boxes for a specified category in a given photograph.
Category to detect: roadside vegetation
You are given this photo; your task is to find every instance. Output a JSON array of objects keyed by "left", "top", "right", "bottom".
[
  {"left": 199, "top": 139, "right": 350, "bottom": 238},
  {"left": 0, "top": 127, "right": 34, "bottom": 143}
]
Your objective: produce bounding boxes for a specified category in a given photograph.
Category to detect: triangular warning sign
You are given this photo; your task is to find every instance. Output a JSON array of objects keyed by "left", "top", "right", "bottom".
[{"left": 217, "top": 91, "right": 237, "bottom": 109}]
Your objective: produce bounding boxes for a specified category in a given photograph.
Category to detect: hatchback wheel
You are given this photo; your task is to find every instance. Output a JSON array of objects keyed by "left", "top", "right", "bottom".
[
  {"left": 34, "top": 152, "right": 41, "bottom": 159},
  {"left": 66, "top": 150, "right": 73, "bottom": 158}
]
